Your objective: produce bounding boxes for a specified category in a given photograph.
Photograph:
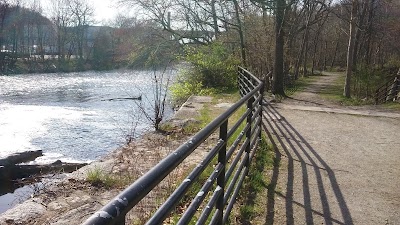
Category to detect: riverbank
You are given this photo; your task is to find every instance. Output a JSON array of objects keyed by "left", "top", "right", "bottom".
[{"left": 0, "top": 95, "right": 233, "bottom": 224}]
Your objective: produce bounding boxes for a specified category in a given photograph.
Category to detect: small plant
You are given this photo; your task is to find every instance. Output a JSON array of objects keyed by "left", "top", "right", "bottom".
[{"left": 86, "top": 167, "right": 121, "bottom": 189}]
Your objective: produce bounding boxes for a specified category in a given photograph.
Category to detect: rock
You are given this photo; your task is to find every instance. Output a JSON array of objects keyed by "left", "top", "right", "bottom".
[
  {"left": 0, "top": 150, "right": 43, "bottom": 166},
  {"left": 215, "top": 102, "right": 234, "bottom": 108},
  {"left": 0, "top": 199, "right": 46, "bottom": 225},
  {"left": 0, "top": 161, "right": 87, "bottom": 182}
]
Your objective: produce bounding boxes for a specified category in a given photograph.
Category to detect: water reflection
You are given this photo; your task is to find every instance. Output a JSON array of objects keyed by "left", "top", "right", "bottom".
[{"left": 0, "top": 70, "right": 174, "bottom": 162}]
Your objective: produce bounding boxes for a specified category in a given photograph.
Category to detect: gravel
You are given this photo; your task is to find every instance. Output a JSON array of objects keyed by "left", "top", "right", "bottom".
[{"left": 262, "top": 71, "right": 400, "bottom": 225}]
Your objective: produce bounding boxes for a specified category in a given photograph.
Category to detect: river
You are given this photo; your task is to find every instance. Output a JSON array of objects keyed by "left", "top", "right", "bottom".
[{"left": 0, "top": 70, "right": 175, "bottom": 213}]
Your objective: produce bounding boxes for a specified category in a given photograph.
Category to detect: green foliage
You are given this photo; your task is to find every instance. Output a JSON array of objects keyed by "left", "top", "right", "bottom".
[
  {"left": 183, "top": 42, "right": 240, "bottom": 88},
  {"left": 171, "top": 42, "right": 240, "bottom": 105},
  {"left": 170, "top": 75, "right": 217, "bottom": 106}
]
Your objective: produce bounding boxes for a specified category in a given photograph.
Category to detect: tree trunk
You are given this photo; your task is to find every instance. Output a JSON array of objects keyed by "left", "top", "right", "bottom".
[
  {"left": 233, "top": 0, "right": 247, "bottom": 67},
  {"left": 294, "top": 8, "right": 312, "bottom": 79},
  {"left": 273, "top": 0, "right": 286, "bottom": 95},
  {"left": 323, "top": 41, "right": 328, "bottom": 70},
  {"left": 331, "top": 39, "right": 339, "bottom": 68},
  {"left": 211, "top": 0, "right": 219, "bottom": 40},
  {"left": 302, "top": 32, "right": 309, "bottom": 77},
  {"left": 363, "top": 0, "right": 376, "bottom": 65},
  {"left": 344, "top": 0, "right": 358, "bottom": 98},
  {"left": 351, "top": 1, "right": 367, "bottom": 72}
]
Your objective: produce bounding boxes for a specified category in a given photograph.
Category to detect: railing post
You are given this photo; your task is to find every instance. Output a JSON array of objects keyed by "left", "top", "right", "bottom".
[
  {"left": 246, "top": 96, "right": 254, "bottom": 168},
  {"left": 115, "top": 215, "right": 126, "bottom": 225},
  {"left": 217, "top": 121, "right": 228, "bottom": 224},
  {"left": 259, "top": 81, "right": 264, "bottom": 140}
]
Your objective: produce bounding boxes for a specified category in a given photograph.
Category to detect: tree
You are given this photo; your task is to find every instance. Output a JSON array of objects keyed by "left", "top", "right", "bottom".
[
  {"left": 272, "top": 0, "right": 286, "bottom": 95},
  {"left": 50, "top": 0, "right": 72, "bottom": 62},
  {"left": 91, "top": 27, "right": 114, "bottom": 69},
  {"left": 136, "top": 55, "right": 173, "bottom": 131},
  {"left": 0, "top": 0, "right": 10, "bottom": 50},
  {"left": 344, "top": 0, "right": 358, "bottom": 98},
  {"left": 68, "top": 0, "right": 94, "bottom": 62}
]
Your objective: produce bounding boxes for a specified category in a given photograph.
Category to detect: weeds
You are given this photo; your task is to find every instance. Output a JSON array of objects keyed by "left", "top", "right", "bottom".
[
  {"left": 236, "top": 136, "right": 274, "bottom": 223},
  {"left": 86, "top": 167, "right": 123, "bottom": 189}
]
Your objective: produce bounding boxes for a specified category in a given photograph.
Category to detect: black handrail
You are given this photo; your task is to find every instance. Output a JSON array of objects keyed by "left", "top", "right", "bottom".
[{"left": 82, "top": 67, "right": 264, "bottom": 225}]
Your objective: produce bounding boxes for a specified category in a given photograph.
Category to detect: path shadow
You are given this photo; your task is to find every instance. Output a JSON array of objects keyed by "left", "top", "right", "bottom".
[{"left": 262, "top": 102, "right": 353, "bottom": 225}]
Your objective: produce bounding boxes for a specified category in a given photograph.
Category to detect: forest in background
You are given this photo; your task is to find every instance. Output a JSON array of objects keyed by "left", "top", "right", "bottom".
[
  {"left": 0, "top": 0, "right": 399, "bottom": 100},
  {"left": 0, "top": 0, "right": 180, "bottom": 73}
]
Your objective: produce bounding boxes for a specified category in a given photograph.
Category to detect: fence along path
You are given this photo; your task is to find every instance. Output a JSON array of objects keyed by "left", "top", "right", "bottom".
[{"left": 82, "top": 67, "right": 264, "bottom": 225}]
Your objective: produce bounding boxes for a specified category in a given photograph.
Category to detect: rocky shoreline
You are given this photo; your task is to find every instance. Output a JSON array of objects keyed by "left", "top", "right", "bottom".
[
  {"left": 0, "top": 151, "right": 87, "bottom": 185},
  {"left": 0, "top": 96, "right": 228, "bottom": 225}
]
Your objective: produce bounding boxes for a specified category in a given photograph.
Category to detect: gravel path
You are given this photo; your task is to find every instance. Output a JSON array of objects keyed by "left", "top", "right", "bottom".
[{"left": 262, "top": 73, "right": 400, "bottom": 225}]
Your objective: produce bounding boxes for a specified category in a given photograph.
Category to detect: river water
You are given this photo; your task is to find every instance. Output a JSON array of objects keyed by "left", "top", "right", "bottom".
[
  {"left": 0, "top": 70, "right": 174, "bottom": 163},
  {"left": 0, "top": 70, "right": 175, "bottom": 213}
]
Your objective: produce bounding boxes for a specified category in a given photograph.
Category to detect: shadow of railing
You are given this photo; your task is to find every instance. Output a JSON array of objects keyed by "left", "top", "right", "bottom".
[{"left": 262, "top": 102, "right": 354, "bottom": 225}]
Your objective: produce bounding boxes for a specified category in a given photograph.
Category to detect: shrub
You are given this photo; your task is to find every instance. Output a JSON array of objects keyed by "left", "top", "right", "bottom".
[{"left": 170, "top": 42, "right": 240, "bottom": 105}]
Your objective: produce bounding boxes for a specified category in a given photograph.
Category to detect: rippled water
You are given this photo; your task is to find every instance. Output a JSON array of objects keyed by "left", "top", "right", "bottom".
[
  {"left": 0, "top": 70, "right": 175, "bottom": 213},
  {"left": 0, "top": 70, "right": 174, "bottom": 163}
]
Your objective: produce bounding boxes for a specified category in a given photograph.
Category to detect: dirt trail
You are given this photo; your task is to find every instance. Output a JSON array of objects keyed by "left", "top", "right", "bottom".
[
  {"left": 261, "top": 73, "right": 400, "bottom": 225},
  {"left": 284, "top": 71, "right": 341, "bottom": 108}
]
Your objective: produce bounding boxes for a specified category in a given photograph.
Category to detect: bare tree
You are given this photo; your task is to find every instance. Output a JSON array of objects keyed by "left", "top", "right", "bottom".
[
  {"left": 344, "top": 0, "right": 358, "bottom": 98},
  {"left": 136, "top": 62, "right": 173, "bottom": 131},
  {"left": 68, "top": 0, "right": 94, "bottom": 61},
  {"left": 50, "top": 0, "right": 72, "bottom": 62}
]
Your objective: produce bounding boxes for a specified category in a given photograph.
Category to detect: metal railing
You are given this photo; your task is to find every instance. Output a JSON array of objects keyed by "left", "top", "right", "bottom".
[
  {"left": 375, "top": 74, "right": 400, "bottom": 104},
  {"left": 82, "top": 67, "right": 264, "bottom": 225}
]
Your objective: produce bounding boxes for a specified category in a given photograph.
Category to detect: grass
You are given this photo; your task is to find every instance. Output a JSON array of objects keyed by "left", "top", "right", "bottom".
[
  {"left": 236, "top": 136, "right": 275, "bottom": 223},
  {"left": 303, "top": 72, "right": 377, "bottom": 106},
  {"left": 182, "top": 105, "right": 214, "bottom": 134},
  {"left": 382, "top": 102, "right": 400, "bottom": 111},
  {"left": 316, "top": 70, "right": 399, "bottom": 107},
  {"left": 86, "top": 167, "right": 131, "bottom": 189}
]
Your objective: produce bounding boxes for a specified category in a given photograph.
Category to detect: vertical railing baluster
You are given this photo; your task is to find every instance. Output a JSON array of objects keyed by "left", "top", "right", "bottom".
[
  {"left": 115, "top": 215, "right": 126, "bottom": 225},
  {"left": 217, "top": 121, "right": 228, "bottom": 224},
  {"left": 246, "top": 96, "right": 254, "bottom": 168},
  {"left": 259, "top": 81, "right": 264, "bottom": 140}
]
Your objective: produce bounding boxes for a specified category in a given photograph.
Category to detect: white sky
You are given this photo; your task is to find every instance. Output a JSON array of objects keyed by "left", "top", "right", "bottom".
[
  {"left": 39, "top": 0, "right": 123, "bottom": 25},
  {"left": 87, "top": 0, "right": 120, "bottom": 24}
]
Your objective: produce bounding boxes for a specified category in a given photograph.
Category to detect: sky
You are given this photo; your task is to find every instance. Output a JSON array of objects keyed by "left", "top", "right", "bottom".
[
  {"left": 40, "top": 0, "right": 122, "bottom": 25},
  {"left": 86, "top": 0, "right": 120, "bottom": 24}
]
